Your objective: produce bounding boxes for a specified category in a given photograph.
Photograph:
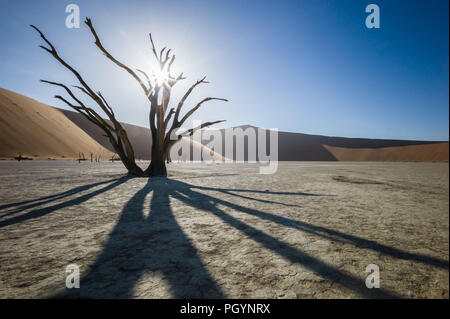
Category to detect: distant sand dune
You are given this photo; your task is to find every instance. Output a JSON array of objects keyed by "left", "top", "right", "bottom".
[
  {"left": 324, "top": 143, "right": 449, "bottom": 162},
  {"left": 275, "top": 129, "right": 448, "bottom": 162},
  {"left": 0, "top": 88, "right": 113, "bottom": 160}
]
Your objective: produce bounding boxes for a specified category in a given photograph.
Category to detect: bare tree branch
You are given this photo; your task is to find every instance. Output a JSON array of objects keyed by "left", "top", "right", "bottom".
[
  {"left": 164, "top": 108, "right": 175, "bottom": 127},
  {"left": 149, "top": 33, "right": 161, "bottom": 67},
  {"left": 136, "top": 69, "right": 154, "bottom": 97},
  {"left": 54, "top": 95, "right": 93, "bottom": 121},
  {"left": 167, "top": 55, "right": 176, "bottom": 74},
  {"left": 179, "top": 97, "right": 228, "bottom": 126},
  {"left": 179, "top": 120, "right": 226, "bottom": 137},
  {"left": 172, "top": 76, "right": 209, "bottom": 127},
  {"left": 32, "top": 26, "right": 96, "bottom": 100},
  {"left": 31, "top": 25, "right": 115, "bottom": 119},
  {"left": 40, "top": 80, "right": 85, "bottom": 109},
  {"left": 54, "top": 95, "right": 114, "bottom": 135},
  {"left": 84, "top": 18, "right": 150, "bottom": 98},
  {"left": 42, "top": 80, "right": 116, "bottom": 132},
  {"left": 73, "top": 85, "right": 96, "bottom": 101},
  {"left": 97, "top": 91, "right": 115, "bottom": 116}
]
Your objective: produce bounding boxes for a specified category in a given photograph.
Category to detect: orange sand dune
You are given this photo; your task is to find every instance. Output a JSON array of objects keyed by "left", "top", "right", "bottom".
[
  {"left": 323, "top": 143, "right": 449, "bottom": 162},
  {"left": 0, "top": 88, "right": 114, "bottom": 160}
]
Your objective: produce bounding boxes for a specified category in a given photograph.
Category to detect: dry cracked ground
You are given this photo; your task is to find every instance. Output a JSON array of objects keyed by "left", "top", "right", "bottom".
[{"left": 0, "top": 161, "right": 448, "bottom": 298}]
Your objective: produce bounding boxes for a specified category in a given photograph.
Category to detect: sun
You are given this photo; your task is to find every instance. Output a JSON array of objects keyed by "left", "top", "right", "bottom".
[{"left": 153, "top": 68, "right": 169, "bottom": 86}]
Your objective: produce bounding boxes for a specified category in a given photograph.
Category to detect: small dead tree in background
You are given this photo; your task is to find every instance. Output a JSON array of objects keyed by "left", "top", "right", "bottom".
[{"left": 32, "top": 18, "right": 227, "bottom": 177}]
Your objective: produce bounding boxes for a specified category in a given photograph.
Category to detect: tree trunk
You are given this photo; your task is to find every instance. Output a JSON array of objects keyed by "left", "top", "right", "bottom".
[
  {"left": 145, "top": 129, "right": 168, "bottom": 177},
  {"left": 125, "top": 161, "right": 146, "bottom": 177},
  {"left": 147, "top": 157, "right": 167, "bottom": 177}
]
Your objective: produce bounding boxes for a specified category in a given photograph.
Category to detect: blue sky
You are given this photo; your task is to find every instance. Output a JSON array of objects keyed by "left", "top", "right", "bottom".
[{"left": 0, "top": 0, "right": 448, "bottom": 140}]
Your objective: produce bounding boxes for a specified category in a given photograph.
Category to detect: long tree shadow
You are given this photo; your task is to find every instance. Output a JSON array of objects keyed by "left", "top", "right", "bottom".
[
  {"left": 0, "top": 178, "right": 120, "bottom": 218},
  {"left": 168, "top": 180, "right": 400, "bottom": 298},
  {"left": 184, "top": 184, "right": 449, "bottom": 270},
  {"left": 57, "top": 178, "right": 225, "bottom": 298},
  {"left": 0, "top": 177, "right": 130, "bottom": 229},
  {"left": 293, "top": 220, "right": 450, "bottom": 270},
  {"left": 53, "top": 178, "right": 406, "bottom": 299}
]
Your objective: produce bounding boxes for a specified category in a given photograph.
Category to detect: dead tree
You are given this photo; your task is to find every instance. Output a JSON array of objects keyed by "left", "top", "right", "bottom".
[
  {"left": 32, "top": 18, "right": 227, "bottom": 177},
  {"left": 141, "top": 33, "right": 228, "bottom": 176},
  {"left": 77, "top": 152, "right": 87, "bottom": 163}
]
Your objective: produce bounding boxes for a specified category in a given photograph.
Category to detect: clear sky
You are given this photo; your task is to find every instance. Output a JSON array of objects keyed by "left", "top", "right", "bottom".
[{"left": 0, "top": 0, "right": 448, "bottom": 140}]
